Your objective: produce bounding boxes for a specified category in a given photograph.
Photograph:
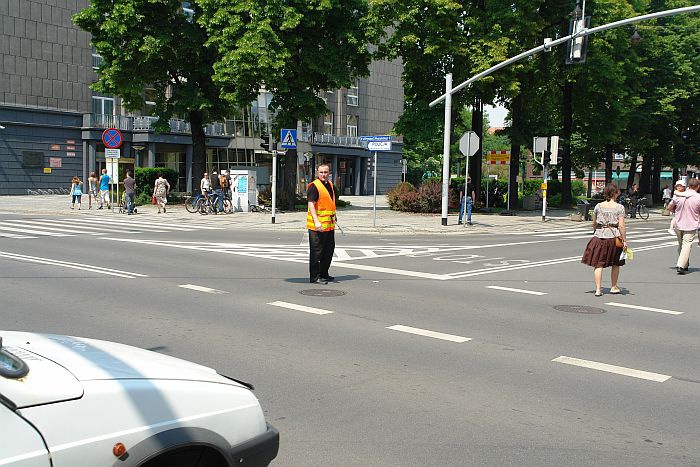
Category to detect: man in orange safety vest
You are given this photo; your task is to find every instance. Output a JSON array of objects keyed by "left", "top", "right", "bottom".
[{"left": 307, "top": 163, "right": 336, "bottom": 284}]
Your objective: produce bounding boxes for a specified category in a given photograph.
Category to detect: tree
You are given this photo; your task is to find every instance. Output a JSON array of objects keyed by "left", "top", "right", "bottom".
[
  {"left": 198, "top": 0, "right": 373, "bottom": 208},
  {"left": 73, "top": 0, "right": 231, "bottom": 188}
]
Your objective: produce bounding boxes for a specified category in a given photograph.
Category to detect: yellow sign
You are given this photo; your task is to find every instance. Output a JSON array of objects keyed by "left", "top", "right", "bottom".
[
  {"left": 542, "top": 189, "right": 547, "bottom": 198},
  {"left": 540, "top": 182, "right": 547, "bottom": 190},
  {"left": 43, "top": 168, "right": 52, "bottom": 174},
  {"left": 487, "top": 151, "right": 511, "bottom": 165},
  {"left": 119, "top": 158, "right": 135, "bottom": 163}
]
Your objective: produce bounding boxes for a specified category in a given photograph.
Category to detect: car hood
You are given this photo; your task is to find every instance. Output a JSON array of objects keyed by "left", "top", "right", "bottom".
[{"left": 1, "top": 331, "right": 237, "bottom": 408}]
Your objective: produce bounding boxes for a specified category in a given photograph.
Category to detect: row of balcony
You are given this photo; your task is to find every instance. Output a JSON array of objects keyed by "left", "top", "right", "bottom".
[{"left": 83, "top": 114, "right": 375, "bottom": 147}]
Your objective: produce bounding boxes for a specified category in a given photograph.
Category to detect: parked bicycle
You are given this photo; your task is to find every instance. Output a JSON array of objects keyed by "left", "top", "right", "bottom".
[{"left": 185, "top": 191, "right": 233, "bottom": 215}]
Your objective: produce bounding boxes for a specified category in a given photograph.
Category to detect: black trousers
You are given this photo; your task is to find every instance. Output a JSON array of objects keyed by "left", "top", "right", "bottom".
[{"left": 309, "top": 229, "right": 335, "bottom": 280}]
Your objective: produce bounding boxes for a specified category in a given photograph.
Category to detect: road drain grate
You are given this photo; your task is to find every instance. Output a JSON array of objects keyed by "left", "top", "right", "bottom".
[
  {"left": 299, "top": 289, "right": 346, "bottom": 297},
  {"left": 554, "top": 305, "right": 606, "bottom": 314}
]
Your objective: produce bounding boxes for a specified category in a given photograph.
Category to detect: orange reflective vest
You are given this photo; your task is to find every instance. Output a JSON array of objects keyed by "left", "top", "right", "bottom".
[{"left": 306, "top": 179, "right": 336, "bottom": 231}]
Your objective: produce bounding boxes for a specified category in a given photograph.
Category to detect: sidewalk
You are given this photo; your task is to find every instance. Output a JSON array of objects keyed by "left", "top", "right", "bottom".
[{"left": 0, "top": 194, "right": 661, "bottom": 235}]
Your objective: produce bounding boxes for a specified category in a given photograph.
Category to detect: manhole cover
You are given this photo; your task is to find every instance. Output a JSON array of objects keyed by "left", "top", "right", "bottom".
[
  {"left": 554, "top": 305, "right": 606, "bottom": 314},
  {"left": 299, "top": 289, "right": 346, "bottom": 297}
]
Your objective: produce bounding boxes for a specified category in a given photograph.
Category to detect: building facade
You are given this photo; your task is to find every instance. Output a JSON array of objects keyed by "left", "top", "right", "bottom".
[{"left": 0, "top": 0, "right": 404, "bottom": 196}]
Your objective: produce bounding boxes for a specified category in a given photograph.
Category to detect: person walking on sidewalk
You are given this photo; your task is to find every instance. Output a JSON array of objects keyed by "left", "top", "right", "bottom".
[
  {"left": 98, "top": 169, "right": 111, "bottom": 209},
  {"left": 152, "top": 173, "right": 170, "bottom": 214},
  {"left": 307, "top": 163, "right": 336, "bottom": 284},
  {"left": 123, "top": 170, "right": 136, "bottom": 215},
  {"left": 87, "top": 171, "right": 98, "bottom": 209},
  {"left": 581, "top": 183, "right": 627, "bottom": 296},
  {"left": 458, "top": 176, "right": 476, "bottom": 225},
  {"left": 70, "top": 176, "right": 83, "bottom": 210},
  {"left": 668, "top": 177, "right": 700, "bottom": 275}
]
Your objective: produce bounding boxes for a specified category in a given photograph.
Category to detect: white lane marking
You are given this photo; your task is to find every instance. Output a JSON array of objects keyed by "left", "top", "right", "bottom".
[
  {"left": 0, "top": 232, "right": 36, "bottom": 238},
  {"left": 0, "top": 251, "right": 147, "bottom": 278},
  {"left": 11, "top": 219, "right": 145, "bottom": 233},
  {"left": 605, "top": 302, "right": 683, "bottom": 316},
  {"left": 630, "top": 235, "right": 678, "bottom": 243},
  {"left": 552, "top": 356, "right": 671, "bottom": 382},
  {"left": 0, "top": 225, "right": 72, "bottom": 236},
  {"left": 334, "top": 248, "right": 353, "bottom": 260},
  {"left": 65, "top": 216, "right": 223, "bottom": 230},
  {"left": 4, "top": 220, "right": 96, "bottom": 234},
  {"left": 448, "top": 255, "right": 582, "bottom": 278},
  {"left": 268, "top": 301, "right": 334, "bottom": 315},
  {"left": 178, "top": 284, "right": 228, "bottom": 294},
  {"left": 486, "top": 285, "right": 547, "bottom": 296},
  {"left": 387, "top": 325, "right": 471, "bottom": 343}
]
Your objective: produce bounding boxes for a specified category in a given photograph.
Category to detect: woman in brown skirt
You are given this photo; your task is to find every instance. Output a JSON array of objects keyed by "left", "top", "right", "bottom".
[{"left": 581, "top": 183, "right": 628, "bottom": 296}]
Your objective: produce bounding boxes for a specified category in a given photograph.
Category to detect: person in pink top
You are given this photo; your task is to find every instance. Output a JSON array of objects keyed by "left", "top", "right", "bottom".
[{"left": 668, "top": 177, "right": 700, "bottom": 274}]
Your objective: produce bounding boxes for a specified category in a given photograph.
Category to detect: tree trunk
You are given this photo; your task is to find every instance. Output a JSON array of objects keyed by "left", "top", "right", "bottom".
[
  {"left": 282, "top": 148, "right": 297, "bottom": 210},
  {"left": 560, "top": 80, "right": 573, "bottom": 206},
  {"left": 639, "top": 153, "right": 653, "bottom": 195},
  {"left": 189, "top": 110, "right": 207, "bottom": 193},
  {"left": 604, "top": 144, "right": 613, "bottom": 184},
  {"left": 651, "top": 151, "right": 662, "bottom": 199},
  {"left": 509, "top": 94, "right": 522, "bottom": 209},
  {"left": 626, "top": 155, "right": 637, "bottom": 191}
]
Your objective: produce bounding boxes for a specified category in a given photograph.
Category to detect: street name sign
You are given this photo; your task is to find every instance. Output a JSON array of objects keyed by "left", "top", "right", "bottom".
[
  {"left": 367, "top": 141, "right": 392, "bottom": 151},
  {"left": 359, "top": 135, "right": 392, "bottom": 142}
]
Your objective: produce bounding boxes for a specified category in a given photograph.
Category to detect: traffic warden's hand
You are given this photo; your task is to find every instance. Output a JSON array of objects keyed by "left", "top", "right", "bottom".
[{"left": 315, "top": 221, "right": 323, "bottom": 232}]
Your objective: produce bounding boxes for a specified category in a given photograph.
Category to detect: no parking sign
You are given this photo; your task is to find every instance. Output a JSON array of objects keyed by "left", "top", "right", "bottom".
[{"left": 102, "top": 128, "right": 123, "bottom": 149}]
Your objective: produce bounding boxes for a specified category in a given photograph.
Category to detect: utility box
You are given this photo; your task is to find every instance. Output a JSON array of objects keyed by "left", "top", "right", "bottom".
[{"left": 231, "top": 170, "right": 257, "bottom": 212}]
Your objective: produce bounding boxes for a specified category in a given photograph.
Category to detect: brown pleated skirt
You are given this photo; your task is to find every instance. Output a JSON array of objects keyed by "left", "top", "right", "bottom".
[{"left": 581, "top": 236, "right": 626, "bottom": 268}]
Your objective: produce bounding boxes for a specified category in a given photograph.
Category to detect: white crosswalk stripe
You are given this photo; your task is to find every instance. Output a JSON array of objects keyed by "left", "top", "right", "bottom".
[{"left": 0, "top": 215, "right": 224, "bottom": 239}]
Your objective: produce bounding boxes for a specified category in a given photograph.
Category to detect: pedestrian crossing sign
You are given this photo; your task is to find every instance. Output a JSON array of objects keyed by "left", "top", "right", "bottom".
[{"left": 280, "top": 129, "right": 297, "bottom": 149}]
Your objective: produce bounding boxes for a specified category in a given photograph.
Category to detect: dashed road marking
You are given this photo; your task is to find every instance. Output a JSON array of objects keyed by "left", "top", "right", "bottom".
[
  {"left": 486, "top": 285, "right": 547, "bottom": 295},
  {"left": 605, "top": 302, "right": 683, "bottom": 316},
  {"left": 552, "top": 356, "right": 671, "bottom": 382},
  {"left": 387, "top": 325, "right": 471, "bottom": 343},
  {"left": 178, "top": 284, "right": 228, "bottom": 294},
  {"left": 268, "top": 301, "right": 334, "bottom": 315}
]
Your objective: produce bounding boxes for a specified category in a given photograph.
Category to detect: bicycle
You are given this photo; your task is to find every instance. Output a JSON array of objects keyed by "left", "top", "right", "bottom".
[
  {"left": 623, "top": 196, "right": 649, "bottom": 220},
  {"left": 184, "top": 193, "right": 206, "bottom": 213}
]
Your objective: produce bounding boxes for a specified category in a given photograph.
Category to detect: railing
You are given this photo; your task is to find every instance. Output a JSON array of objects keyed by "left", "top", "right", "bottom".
[
  {"left": 82, "top": 113, "right": 132, "bottom": 130},
  {"left": 133, "top": 116, "right": 192, "bottom": 134},
  {"left": 91, "top": 53, "right": 103, "bottom": 69}
]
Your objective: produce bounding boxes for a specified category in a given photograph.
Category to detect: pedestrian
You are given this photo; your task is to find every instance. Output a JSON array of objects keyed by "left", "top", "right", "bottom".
[
  {"left": 200, "top": 172, "right": 211, "bottom": 196},
  {"left": 152, "top": 173, "right": 170, "bottom": 214},
  {"left": 87, "top": 171, "right": 98, "bottom": 209},
  {"left": 123, "top": 170, "right": 136, "bottom": 215},
  {"left": 70, "top": 176, "right": 83, "bottom": 210},
  {"left": 581, "top": 183, "right": 627, "bottom": 296},
  {"left": 458, "top": 175, "right": 476, "bottom": 225},
  {"left": 98, "top": 168, "right": 111, "bottom": 209},
  {"left": 220, "top": 170, "right": 230, "bottom": 202},
  {"left": 627, "top": 183, "right": 639, "bottom": 218},
  {"left": 667, "top": 177, "right": 700, "bottom": 275},
  {"left": 662, "top": 184, "right": 672, "bottom": 209},
  {"left": 668, "top": 180, "right": 687, "bottom": 234},
  {"left": 307, "top": 163, "right": 336, "bottom": 284},
  {"left": 210, "top": 169, "right": 223, "bottom": 213}
]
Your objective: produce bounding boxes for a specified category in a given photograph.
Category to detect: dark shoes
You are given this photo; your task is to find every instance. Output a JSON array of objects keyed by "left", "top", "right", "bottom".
[
  {"left": 677, "top": 267, "right": 686, "bottom": 275},
  {"left": 310, "top": 277, "right": 328, "bottom": 285},
  {"left": 321, "top": 276, "right": 335, "bottom": 282}
]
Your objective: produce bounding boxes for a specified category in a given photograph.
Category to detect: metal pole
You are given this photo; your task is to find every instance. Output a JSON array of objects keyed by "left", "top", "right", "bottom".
[
  {"left": 271, "top": 150, "right": 277, "bottom": 224},
  {"left": 373, "top": 151, "right": 378, "bottom": 228},
  {"left": 486, "top": 164, "right": 490, "bottom": 210},
  {"left": 440, "top": 73, "right": 453, "bottom": 226},
  {"left": 542, "top": 163, "right": 548, "bottom": 222},
  {"left": 463, "top": 138, "right": 470, "bottom": 227}
]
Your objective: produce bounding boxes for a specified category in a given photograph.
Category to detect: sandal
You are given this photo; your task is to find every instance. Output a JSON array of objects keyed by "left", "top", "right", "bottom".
[{"left": 610, "top": 287, "right": 621, "bottom": 294}]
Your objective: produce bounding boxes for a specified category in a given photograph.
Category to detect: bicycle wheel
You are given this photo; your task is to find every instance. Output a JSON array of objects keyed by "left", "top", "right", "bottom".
[
  {"left": 638, "top": 205, "right": 649, "bottom": 220},
  {"left": 184, "top": 196, "right": 198, "bottom": 213},
  {"left": 196, "top": 198, "right": 208, "bottom": 215}
]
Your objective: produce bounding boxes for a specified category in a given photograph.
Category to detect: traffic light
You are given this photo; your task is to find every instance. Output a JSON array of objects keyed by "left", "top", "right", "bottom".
[
  {"left": 260, "top": 134, "right": 270, "bottom": 152},
  {"left": 549, "top": 136, "right": 560, "bottom": 165}
]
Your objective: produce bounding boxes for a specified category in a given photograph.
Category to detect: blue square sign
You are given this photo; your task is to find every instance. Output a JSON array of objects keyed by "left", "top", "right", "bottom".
[{"left": 280, "top": 129, "right": 297, "bottom": 149}]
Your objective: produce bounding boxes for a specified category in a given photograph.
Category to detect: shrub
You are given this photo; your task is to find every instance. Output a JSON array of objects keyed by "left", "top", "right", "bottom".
[
  {"left": 387, "top": 182, "right": 417, "bottom": 209},
  {"left": 396, "top": 189, "right": 421, "bottom": 212},
  {"left": 134, "top": 167, "right": 178, "bottom": 201},
  {"left": 571, "top": 180, "right": 586, "bottom": 197},
  {"left": 417, "top": 180, "right": 442, "bottom": 213}
]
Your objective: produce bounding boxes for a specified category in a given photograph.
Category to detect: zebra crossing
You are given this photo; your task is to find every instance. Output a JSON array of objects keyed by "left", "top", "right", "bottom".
[
  {"left": 530, "top": 224, "right": 677, "bottom": 245},
  {"left": 0, "top": 214, "right": 223, "bottom": 239}
]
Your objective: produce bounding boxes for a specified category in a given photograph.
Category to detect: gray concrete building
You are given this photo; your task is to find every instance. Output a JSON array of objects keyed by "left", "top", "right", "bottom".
[{"left": 0, "top": 0, "right": 404, "bottom": 196}]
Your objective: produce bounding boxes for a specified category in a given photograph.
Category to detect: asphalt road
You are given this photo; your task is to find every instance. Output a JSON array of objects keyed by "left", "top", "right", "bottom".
[{"left": 1, "top": 211, "right": 698, "bottom": 466}]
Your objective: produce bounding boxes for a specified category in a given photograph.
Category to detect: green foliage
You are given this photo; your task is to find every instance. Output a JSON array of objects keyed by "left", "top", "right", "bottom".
[
  {"left": 523, "top": 180, "right": 541, "bottom": 197},
  {"left": 134, "top": 167, "right": 178, "bottom": 200}
]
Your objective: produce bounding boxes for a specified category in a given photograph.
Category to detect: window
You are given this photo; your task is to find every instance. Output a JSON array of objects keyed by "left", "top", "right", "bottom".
[
  {"left": 144, "top": 88, "right": 157, "bottom": 113},
  {"left": 323, "top": 113, "right": 334, "bottom": 134},
  {"left": 92, "top": 95, "right": 114, "bottom": 115},
  {"left": 346, "top": 115, "right": 358, "bottom": 137},
  {"left": 346, "top": 80, "right": 359, "bottom": 106}
]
